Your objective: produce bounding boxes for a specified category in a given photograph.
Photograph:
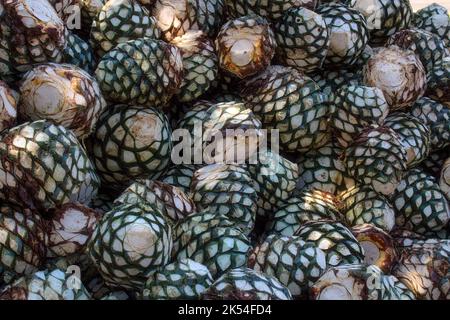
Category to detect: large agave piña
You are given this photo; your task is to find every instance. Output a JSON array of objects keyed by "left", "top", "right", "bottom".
[
  {"left": 0, "top": 121, "right": 99, "bottom": 211},
  {"left": 215, "top": 15, "right": 276, "bottom": 79},
  {"left": 240, "top": 65, "right": 330, "bottom": 153},
  {"left": 202, "top": 268, "right": 292, "bottom": 300},
  {"left": 385, "top": 113, "right": 431, "bottom": 168},
  {"left": 224, "top": 0, "right": 316, "bottom": 21},
  {"left": 90, "top": 0, "right": 161, "bottom": 57},
  {"left": 274, "top": 7, "right": 329, "bottom": 73},
  {"left": 19, "top": 63, "right": 107, "bottom": 139},
  {"left": 294, "top": 220, "right": 365, "bottom": 268},
  {"left": 63, "top": 32, "right": 96, "bottom": 74},
  {"left": 0, "top": 269, "right": 91, "bottom": 300},
  {"left": 249, "top": 234, "right": 327, "bottom": 298},
  {"left": 0, "top": 0, "right": 67, "bottom": 78},
  {"left": 412, "top": 3, "right": 450, "bottom": 47},
  {"left": 171, "top": 31, "right": 218, "bottom": 102},
  {"left": 363, "top": 46, "right": 427, "bottom": 111},
  {"left": 152, "top": 0, "right": 225, "bottom": 41},
  {"left": 311, "top": 264, "right": 415, "bottom": 300},
  {"left": 330, "top": 85, "right": 389, "bottom": 148},
  {"left": 268, "top": 189, "right": 343, "bottom": 236},
  {"left": 88, "top": 203, "right": 173, "bottom": 289},
  {"left": 410, "top": 97, "right": 450, "bottom": 151},
  {"left": 0, "top": 204, "right": 47, "bottom": 284},
  {"left": 422, "top": 149, "right": 450, "bottom": 178},
  {"left": 348, "top": 0, "right": 413, "bottom": 46},
  {"left": 392, "top": 168, "right": 450, "bottom": 235},
  {"left": 393, "top": 239, "right": 450, "bottom": 300},
  {"left": 316, "top": 3, "right": 369, "bottom": 67},
  {"left": 0, "top": 81, "right": 17, "bottom": 132},
  {"left": 95, "top": 38, "right": 183, "bottom": 107},
  {"left": 191, "top": 164, "right": 257, "bottom": 234},
  {"left": 91, "top": 105, "right": 172, "bottom": 188},
  {"left": 386, "top": 28, "right": 448, "bottom": 75},
  {"left": 311, "top": 68, "right": 362, "bottom": 96},
  {"left": 162, "top": 164, "right": 198, "bottom": 194},
  {"left": 343, "top": 126, "right": 408, "bottom": 196},
  {"left": 340, "top": 185, "right": 395, "bottom": 232}
]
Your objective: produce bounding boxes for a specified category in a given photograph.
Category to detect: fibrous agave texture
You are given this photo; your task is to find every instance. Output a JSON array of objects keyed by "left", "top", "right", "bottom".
[
  {"left": 0, "top": 81, "right": 17, "bottom": 133},
  {"left": 19, "top": 63, "right": 107, "bottom": 139},
  {"left": 0, "top": 269, "right": 91, "bottom": 300},
  {"left": 202, "top": 268, "right": 293, "bottom": 300},
  {"left": 224, "top": 0, "right": 317, "bottom": 21},
  {"left": 215, "top": 14, "right": 277, "bottom": 79},
  {"left": 440, "top": 157, "right": 450, "bottom": 201},
  {"left": 95, "top": 38, "right": 183, "bottom": 107},
  {"left": 274, "top": 7, "right": 329, "bottom": 73},
  {"left": 363, "top": 46, "right": 427, "bottom": 111},
  {"left": 0, "top": 120, "right": 100, "bottom": 211},
  {"left": 90, "top": 0, "right": 161, "bottom": 57},
  {"left": 152, "top": 0, "right": 225, "bottom": 41},
  {"left": 46, "top": 203, "right": 100, "bottom": 258},
  {"left": 310, "top": 264, "right": 415, "bottom": 300},
  {"left": 0, "top": 0, "right": 67, "bottom": 77},
  {"left": 412, "top": 3, "right": 450, "bottom": 48}
]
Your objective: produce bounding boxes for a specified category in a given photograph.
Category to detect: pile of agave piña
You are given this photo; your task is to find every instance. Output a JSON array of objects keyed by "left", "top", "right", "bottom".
[{"left": 0, "top": 0, "right": 448, "bottom": 300}]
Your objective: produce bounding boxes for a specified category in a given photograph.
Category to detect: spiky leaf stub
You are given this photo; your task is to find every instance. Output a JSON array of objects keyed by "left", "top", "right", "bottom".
[
  {"left": 215, "top": 15, "right": 276, "bottom": 79},
  {"left": 19, "top": 63, "right": 107, "bottom": 139},
  {"left": 412, "top": 3, "right": 450, "bottom": 48},
  {"left": 171, "top": 31, "right": 218, "bottom": 102},
  {"left": 294, "top": 220, "right": 365, "bottom": 267},
  {"left": 248, "top": 150, "right": 299, "bottom": 218},
  {"left": 340, "top": 185, "right": 395, "bottom": 232},
  {"left": 95, "top": 38, "right": 183, "bottom": 107},
  {"left": 241, "top": 65, "right": 330, "bottom": 153},
  {"left": 393, "top": 239, "right": 450, "bottom": 300},
  {"left": 141, "top": 258, "right": 213, "bottom": 300},
  {"left": 191, "top": 164, "right": 257, "bottom": 234},
  {"left": 392, "top": 168, "right": 450, "bottom": 235},
  {"left": 363, "top": 46, "right": 427, "bottom": 111},
  {"left": 63, "top": 32, "right": 96, "bottom": 74},
  {"left": 91, "top": 105, "right": 172, "bottom": 188},
  {"left": 225, "top": 0, "right": 316, "bottom": 21},
  {"left": 0, "top": 0, "right": 67, "bottom": 77},
  {"left": 152, "top": 0, "right": 225, "bottom": 41},
  {"left": 426, "top": 57, "right": 450, "bottom": 107},
  {"left": 343, "top": 126, "right": 408, "bottom": 196},
  {"left": 331, "top": 85, "right": 389, "bottom": 148},
  {"left": 316, "top": 3, "right": 369, "bottom": 67},
  {"left": 202, "top": 268, "right": 292, "bottom": 300},
  {"left": 440, "top": 157, "right": 450, "bottom": 201},
  {"left": 0, "top": 121, "right": 99, "bottom": 211},
  {"left": 0, "top": 205, "right": 47, "bottom": 284},
  {"left": 249, "top": 235, "right": 327, "bottom": 298},
  {"left": 311, "top": 264, "right": 415, "bottom": 300},
  {"left": 385, "top": 113, "right": 430, "bottom": 168},
  {"left": 46, "top": 203, "right": 100, "bottom": 258},
  {"left": 351, "top": 224, "right": 397, "bottom": 273},
  {"left": 115, "top": 179, "right": 195, "bottom": 225},
  {"left": 268, "top": 189, "right": 343, "bottom": 236},
  {"left": 88, "top": 203, "right": 173, "bottom": 289},
  {"left": 274, "top": 7, "right": 329, "bottom": 73},
  {"left": 0, "top": 269, "right": 91, "bottom": 300},
  {"left": 348, "top": 0, "right": 413, "bottom": 46},
  {"left": 0, "top": 81, "right": 17, "bottom": 133},
  {"left": 387, "top": 28, "right": 448, "bottom": 75},
  {"left": 90, "top": 0, "right": 161, "bottom": 57},
  {"left": 411, "top": 97, "right": 450, "bottom": 151}
]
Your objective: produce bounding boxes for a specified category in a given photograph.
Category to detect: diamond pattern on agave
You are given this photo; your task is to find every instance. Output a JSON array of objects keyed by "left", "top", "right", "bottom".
[
  {"left": 88, "top": 202, "right": 173, "bottom": 289},
  {"left": 91, "top": 105, "right": 173, "bottom": 187},
  {"left": 0, "top": 120, "right": 100, "bottom": 211}
]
